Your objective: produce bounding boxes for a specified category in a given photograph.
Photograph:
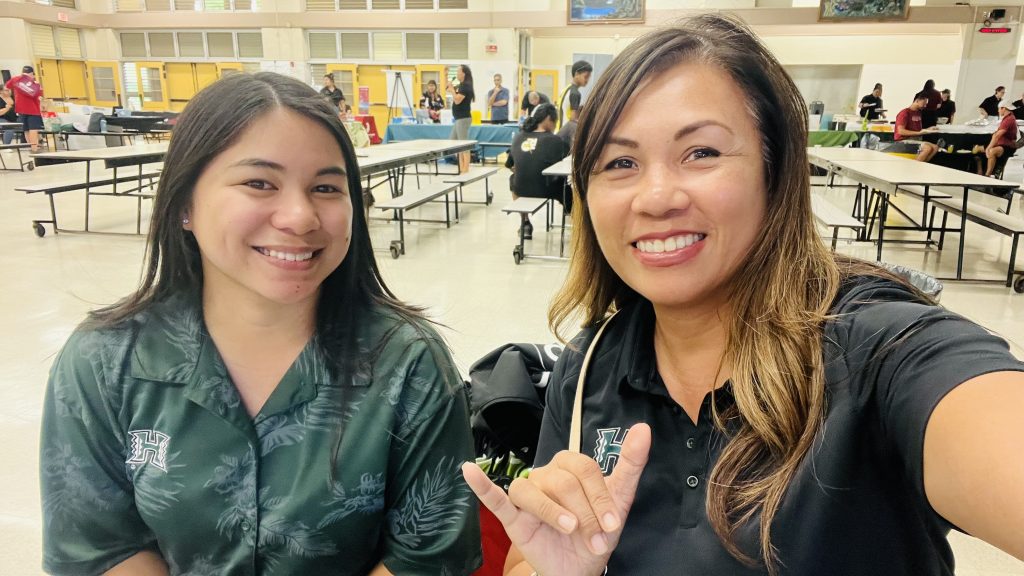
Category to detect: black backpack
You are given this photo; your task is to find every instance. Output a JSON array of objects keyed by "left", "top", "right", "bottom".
[{"left": 467, "top": 343, "right": 563, "bottom": 467}]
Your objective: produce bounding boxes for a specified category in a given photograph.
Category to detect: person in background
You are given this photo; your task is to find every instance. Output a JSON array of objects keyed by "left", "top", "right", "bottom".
[
  {"left": 319, "top": 73, "right": 346, "bottom": 111},
  {"left": 420, "top": 79, "right": 445, "bottom": 123},
  {"left": 0, "top": 87, "right": 18, "bottom": 145},
  {"left": 938, "top": 89, "right": 956, "bottom": 124},
  {"left": 39, "top": 72, "right": 482, "bottom": 576},
  {"left": 858, "top": 83, "right": 885, "bottom": 120},
  {"left": 519, "top": 91, "right": 550, "bottom": 119},
  {"left": 447, "top": 64, "right": 475, "bottom": 173},
  {"left": 557, "top": 60, "right": 593, "bottom": 130},
  {"left": 5, "top": 66, "right": 43, "bottom": 153},
  {"left": 487, "top": 74, "right": 510, "bottom": 124},
  {"left": 920, "top": 79, "right": 943, "bottom": 128},
  {"left": 982, "top": 99, "right": 1018, "bottom": 177},
  {"left": 978, "top": 85, "right": 1004, "bottom": 118},
  {"left": 504, "top": 103, "right": 569, "bottom": 240},
  {"left": 1010, "top": 90, "right": 1024, "bottom": 122},
  {"left": 895, "top": 92, "right": 939, "bottom": 162},
  {"left": 463, "top": 14, "right": 1024, "bottom": 575},
  {"left": 556, "top": 115, "right": 578, "bottom": 151}
]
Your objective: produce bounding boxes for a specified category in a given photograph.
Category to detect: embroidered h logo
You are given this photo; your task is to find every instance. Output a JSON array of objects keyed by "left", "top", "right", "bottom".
[
  {"left": 593, "top": 427, "right": 629, "bottom": 474},
  {"left": 126, "top": 430, "right": 170, "bottom": 472}
]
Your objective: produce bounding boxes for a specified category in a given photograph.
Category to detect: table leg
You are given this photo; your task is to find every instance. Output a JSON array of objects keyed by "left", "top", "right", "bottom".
[
  {"left": 876, "top": 190, "right": 887, "bottom": 262},
  {"left": 955, "top": 187, "right": 969, "bottom": 280},
  {"left": 84, "top": 162, "right": 92, "bottom": 232}
]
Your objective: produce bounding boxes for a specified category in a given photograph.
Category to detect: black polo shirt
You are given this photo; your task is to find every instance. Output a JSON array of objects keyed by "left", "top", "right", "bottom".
[
  {"left": 859, "top": 94, "right": 883, "bottom": 119},
  {"left": 535, "top": 276, "right": 1023, "bottom": 575},
  {"left": 453, "top": 82, "right": 474, "bottom": 120},
  {"left": 980, "top": 95, "right": 1000, "bottom": 117},
  {"left": 505, "top": 131, "right": 568, "bottom": 205}
]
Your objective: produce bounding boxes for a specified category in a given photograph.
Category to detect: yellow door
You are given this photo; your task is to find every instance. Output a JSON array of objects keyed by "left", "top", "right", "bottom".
[
  {"left": 86, "top": 61, "right": 121, "bottom": 107},
  {"left": 58, "top": 61, "right": 88, "bottom": 104},
  {"left": 135, "top": 62, "right": 168, "bottom": 110},
  {"left": 216, "top": 62, "right": 243, "bottom": 77},
  {"left": 37, "top": 58, "right": 64, "bottom": 100},
  {"left": 530, "top": 69, "right": 559, "bottom": 103},
  {"left": 165, "top": 62, "right": 196, "bottom": 113},
  {"left": 415, "top": 64, "right": 445, "bottom": 105},
  {"left": 196, "top": 63, "right": 220, "bottom": 90},
  {"left": 326, "top": 64, "right": 357, "bottom": 110},
  {"left": 357, "top": 65, "right": 387, "bottom": 132}
]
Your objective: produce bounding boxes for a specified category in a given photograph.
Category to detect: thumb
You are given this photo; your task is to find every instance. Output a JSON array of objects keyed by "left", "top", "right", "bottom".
[{"left": 606, "top": 423, "right": 652, "bottom": 512}]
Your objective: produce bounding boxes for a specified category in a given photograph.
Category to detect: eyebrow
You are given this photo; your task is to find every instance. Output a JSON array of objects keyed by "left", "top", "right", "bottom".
[
  {"left": 230, "top": 158, "right": 346, "bottom": 177},
  {"left": 605, "top": 119, "right": 735, "bottom": 149}
]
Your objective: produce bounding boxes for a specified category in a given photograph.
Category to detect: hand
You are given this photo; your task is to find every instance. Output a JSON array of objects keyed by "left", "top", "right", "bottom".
[{"left": 462, "top": 423, "right": 652, "bottom": 576}]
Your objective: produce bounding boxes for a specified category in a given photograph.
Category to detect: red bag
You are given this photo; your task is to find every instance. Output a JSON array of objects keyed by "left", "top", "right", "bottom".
[
  {"left": 13, "top": 76, "right": 41, "bottom": 98},
  {"left": 472, "top": 505, "right": 512, "bottom": 576}
]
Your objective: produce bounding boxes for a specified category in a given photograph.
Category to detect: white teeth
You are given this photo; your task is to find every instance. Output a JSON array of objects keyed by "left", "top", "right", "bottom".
[
  {"left": 258, "top": 248, "right": 315, "bottom": 262},
  {"left": 635, "top": 234, "right": 705, "bottom": 254}
]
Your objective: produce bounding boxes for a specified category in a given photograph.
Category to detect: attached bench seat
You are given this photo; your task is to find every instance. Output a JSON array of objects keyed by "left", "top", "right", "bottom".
[
  {"left": 443, "top": 166, "right": 499, "bottom": 205},
  {"left": 502, "top": 197, "right": 550, "bottom": 265},
  {"left": 810, "top": 195, "right": 865, "bottom": 250},
  {"left": 0, "top": 143, "right": 34, "bottom": 172},
  {"left": 376, "top": 182, "right": 459, "bottom": 259},
  {"left": 929, "top": 196, "right": 1024, "bottom": 287}
]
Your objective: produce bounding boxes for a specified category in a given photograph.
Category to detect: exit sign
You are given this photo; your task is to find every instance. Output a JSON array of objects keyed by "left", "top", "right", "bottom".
[{"left": 979, "top": 27, "right": 1011, "bottom": 33}]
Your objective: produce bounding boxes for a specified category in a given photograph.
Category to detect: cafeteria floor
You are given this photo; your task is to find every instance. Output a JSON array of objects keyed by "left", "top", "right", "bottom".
[{"left": 1, "top": 152, "right": 1021, "bottom": 575}]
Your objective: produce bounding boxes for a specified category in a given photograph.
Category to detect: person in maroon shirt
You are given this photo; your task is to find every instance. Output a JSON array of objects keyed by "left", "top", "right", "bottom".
[
  {"left": 4, "top": 65, "right": 44, "bottom": 152},
  {"left": 920, "top": 79, "right": 943, "bottom": 128},
  {"left": 982, "top": 99, "right": 1018, "bottom": 176},
  {"left": 895, "top": 92, "right": 938, "bottom": 162}
]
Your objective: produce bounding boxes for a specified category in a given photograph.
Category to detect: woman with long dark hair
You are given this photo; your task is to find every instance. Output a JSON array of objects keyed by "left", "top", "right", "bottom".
[
  {"left": 504, "top": 103, "right": 569, "bottom": 239},
  {"left": 420, "top": 79, "right": 445, "bottom": 123},
  {"left": 921, "top": 78, "right": 943, "bottom": 128},
  {"left": 464, "top": 14, "right": 1023, "bottom": 576},
  {"left": 447, "top": 64, "right": 475, "bottom": 173},
  {"left": 40, "top": 72, "right": 481, "bottom": 576}
]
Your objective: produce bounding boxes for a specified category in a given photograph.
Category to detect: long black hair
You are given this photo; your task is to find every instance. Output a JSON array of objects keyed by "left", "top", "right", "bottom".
[
  {"left": 522, "top": 102, "right": 557, "bottom": 132},
  {"left": 87, "top": 72, "right": 431, "bottom": 375},
  {"left": 459, "top": 64, "right": 475, "bottom": 102}
]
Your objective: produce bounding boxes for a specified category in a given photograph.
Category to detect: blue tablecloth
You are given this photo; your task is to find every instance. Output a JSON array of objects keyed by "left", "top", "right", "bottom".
[{"left": 384, "top": 123, "right": 519, "bottom": 159}]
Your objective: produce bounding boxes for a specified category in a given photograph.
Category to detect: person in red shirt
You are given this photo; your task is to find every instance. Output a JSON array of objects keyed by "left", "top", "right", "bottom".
[
  {"left": 982, "top": 99, "right": 1018, "bottom": 177},
  {"left": 4, "top": 65, "right": 44, "bottom": 152},
  {"left": 895, "top": 91, "right": 938, "bottom": 162}
]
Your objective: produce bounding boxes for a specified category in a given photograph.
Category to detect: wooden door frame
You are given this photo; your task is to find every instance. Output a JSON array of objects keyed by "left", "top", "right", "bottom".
[{"left": 86, "top": 61, "right": 122, "bottom": 107}]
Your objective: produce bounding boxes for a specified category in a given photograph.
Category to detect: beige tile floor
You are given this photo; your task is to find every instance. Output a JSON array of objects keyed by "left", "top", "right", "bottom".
[{"left": 0, "top": 151, "right": 1021, "bottom": 574}]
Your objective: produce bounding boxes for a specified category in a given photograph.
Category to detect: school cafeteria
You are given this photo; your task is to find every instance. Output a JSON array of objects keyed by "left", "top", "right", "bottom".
[{"left": 1, "top": 1, "right": 1023, "bottom": 575}]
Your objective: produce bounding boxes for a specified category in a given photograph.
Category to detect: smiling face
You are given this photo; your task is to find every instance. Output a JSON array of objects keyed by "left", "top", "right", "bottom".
[
  {"left": 185, "top": 107, "right": 352, "bottom": 310},
  {"left": 585, "top": 61, "right": 767, "bottom": 311}
]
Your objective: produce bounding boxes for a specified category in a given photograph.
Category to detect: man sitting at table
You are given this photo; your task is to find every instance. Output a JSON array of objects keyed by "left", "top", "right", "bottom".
[
  {"left": 982, "top": 99, "right": 1018, "bottom": 177},
  {"left": 978, "top": 85, "right": 1004, "bottom": 118},
  {"left": 895, "top": 91, "right": 939, "bottom": 162}
]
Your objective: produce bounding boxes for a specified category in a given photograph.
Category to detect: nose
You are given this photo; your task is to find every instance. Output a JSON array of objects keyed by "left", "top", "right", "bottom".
[
  {"left": 631, "top": 161, "right": 691, "bottom": 218},
  {"left": 271, "top": 187, "right": 321, "bottom": 235}
]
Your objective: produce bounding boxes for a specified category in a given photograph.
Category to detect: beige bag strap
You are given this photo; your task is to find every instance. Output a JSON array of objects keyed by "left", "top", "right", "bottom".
[{"left": 568, "top": 312, "right": 618, "bottom": 454}]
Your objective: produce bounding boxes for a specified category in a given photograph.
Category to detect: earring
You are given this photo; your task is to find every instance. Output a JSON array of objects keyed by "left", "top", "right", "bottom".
[{"left": 183, "top": 217, "right": 190, "bottom": 225}]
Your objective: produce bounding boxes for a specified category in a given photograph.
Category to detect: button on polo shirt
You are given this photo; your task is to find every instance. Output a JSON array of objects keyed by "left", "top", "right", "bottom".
[
  {"left": 41, "top": 293, "right": 482, "bottom": 576},
  {"left": 535, "top": 277, "right": 1024, "bottom": 575}
]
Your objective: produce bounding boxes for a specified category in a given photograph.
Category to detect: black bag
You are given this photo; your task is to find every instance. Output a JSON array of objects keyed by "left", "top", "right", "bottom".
[{"left": 468, "top": 343, "right": 563, "bottom": 466}]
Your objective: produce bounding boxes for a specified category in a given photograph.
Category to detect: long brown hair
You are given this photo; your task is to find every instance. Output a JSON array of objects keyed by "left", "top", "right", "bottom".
[
  {"left": 88, "top": 71, "right": 432, "bottom": 381},
  {"left": 549, "top": 14, "right": 900, "bottom": 571}
]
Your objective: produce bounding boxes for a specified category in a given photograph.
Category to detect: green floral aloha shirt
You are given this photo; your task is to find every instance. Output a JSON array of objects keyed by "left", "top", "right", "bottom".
[{"left": 40, "top": 294, "right": 482, "bottom": 576}]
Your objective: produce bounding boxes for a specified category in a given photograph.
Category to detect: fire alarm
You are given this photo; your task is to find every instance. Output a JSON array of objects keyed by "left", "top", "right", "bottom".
[{"left": 485, "top": 44, "right": 498, "bottom": 53}]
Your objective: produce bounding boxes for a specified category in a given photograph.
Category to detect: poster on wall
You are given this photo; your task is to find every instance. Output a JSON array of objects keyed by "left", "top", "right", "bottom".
[
  {"left": 568, "top": 0, "right": 644, "bottom": 25},
  {"left": 819, "top": 0, "right": 910, "bottom": 21}
]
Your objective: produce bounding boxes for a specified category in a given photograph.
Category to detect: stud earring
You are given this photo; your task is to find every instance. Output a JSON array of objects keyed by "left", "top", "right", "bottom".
[{"left": 183, "top": 217, "right": 190, "bottom": 225}]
